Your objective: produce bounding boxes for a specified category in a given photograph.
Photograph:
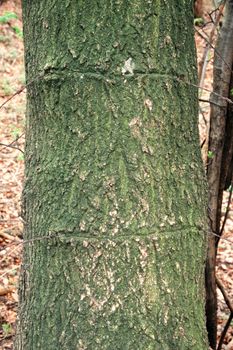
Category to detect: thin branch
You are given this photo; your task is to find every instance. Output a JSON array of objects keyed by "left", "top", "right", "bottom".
[
  {"left": 0, "top": 133, "right": 25, "bottom": 153},
  {"left": 216, "top": 277, "right": 233, "bottom": 350},
  {"left": 194, "top": 27, "right": 231, "bottom": 72},
  {"left": 7, "top": 133, "right": 24, "bottom": 145},
  {"left": 208, "top": 230, "right": 233, "bottom": 245},
  {"left": 217, "top": 277, "right": 233, "bottom": 313},
  {"left": 197, "top": 3, "right": 225, "bottom": 89},
  {"left": 208, "top": 8, "right": 222, "bottom": 22},
  {"left": 180, "top": 79, "right": 233, "bottom": 105},
  {"left": 195, "top": 8, "right": 231, "bottom": 75},
  {"left": 217, "top": 313, "right": 233, "bottom": 350},
  {"left": 0, "top": 142, "right": 24, "bottom": 154},
  {"left": 0, "top": 85, "right": 26, "bottom": 110},
  {"left": 0, "top": 72, "right": 44, "bottom": 111},
  {"left": 198, "top": 98, "right": 224, "bottom": 107},
  {"left": 219, "top": 186, "right": 233, "bottom": 238}
]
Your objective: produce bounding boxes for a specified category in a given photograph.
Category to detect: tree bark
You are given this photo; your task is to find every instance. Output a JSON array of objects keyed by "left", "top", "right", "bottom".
[
  {"left": 206, "top": 1, "right": 233, "bottom": 348},
  {"left": 16, "top": 1, "right": 209, "bottom": 349}
]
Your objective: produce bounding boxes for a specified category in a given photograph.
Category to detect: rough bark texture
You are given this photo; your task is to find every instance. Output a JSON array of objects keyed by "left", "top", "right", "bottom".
[{"left": 16, "top": 1, "right": 208, "bottom": 349}]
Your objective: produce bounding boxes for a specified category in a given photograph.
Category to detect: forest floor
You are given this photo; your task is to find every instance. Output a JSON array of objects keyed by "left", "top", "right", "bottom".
[{"left": 0, "top": 1, "right": 232, "bottom": 350}]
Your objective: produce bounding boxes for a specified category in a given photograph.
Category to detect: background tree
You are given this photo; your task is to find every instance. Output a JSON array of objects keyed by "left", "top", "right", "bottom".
[
  {"left": 206, "top": 1, "right": 233, "bottom": 348},
  {"left": 194, "top": 0, "right": 214, "bottom": 18},
  {"left": 15, "top": 1, "right": 209, "bottom": 349}
]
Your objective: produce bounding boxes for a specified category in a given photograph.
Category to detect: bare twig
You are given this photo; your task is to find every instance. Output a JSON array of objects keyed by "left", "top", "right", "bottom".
[
  {"left": 195, "top": 27, "right": 231, "bottom": 74},
  {"left": 219, "top": 186, "right": 233, "bottom": 239},
  {"left": 216, "top": 277, "right": 233, "bottom": 350},
  {"left": 181, "top": 79, "right": 233, "bottom": 105},
  {"left": 7, "top": 133, "right": 24, "bottom": 145},
  {"left": 0, "top": 133, "right": 25, "bottom": 153},
  {"left": 217, "top": 277, "right": 233, "bottom": 314},
  {"left": 0, "top": 71, "right": 44, "bottom": 111},
  {"left": 217, "top": 313, "right": 233, "bottom": 350},
  {"left": 0, "top": 85, "right": 26, "bottom": 110},
  {"left": 0, "top": 142, "right": 24, "bottom": 153},
  {"left": 196, "top": 2, "right": 225, "bottom": 89},
  {"left": 198, "top": 98, "right": 224, "bottom": 107}
]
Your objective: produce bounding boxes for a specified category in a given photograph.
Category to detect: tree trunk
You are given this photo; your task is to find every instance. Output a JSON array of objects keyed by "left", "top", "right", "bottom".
[
  {"left": 16, "top": 1, "right": 209, "bottom": 349},
  {"left": 206, "top": 1, "right": 233, "bottom": 348}
]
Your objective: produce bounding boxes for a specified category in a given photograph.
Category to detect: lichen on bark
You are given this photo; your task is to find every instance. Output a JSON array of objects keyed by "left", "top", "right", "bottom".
[{"left": 16, "top": 1, "right": 209, "bottom": 349}]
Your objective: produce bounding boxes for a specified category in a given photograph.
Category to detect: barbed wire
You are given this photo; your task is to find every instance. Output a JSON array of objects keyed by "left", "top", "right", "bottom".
[{"left": 0, "top": 8, "right": 232, "bottom": 259}]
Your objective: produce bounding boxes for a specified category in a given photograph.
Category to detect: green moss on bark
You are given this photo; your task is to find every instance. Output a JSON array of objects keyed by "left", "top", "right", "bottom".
[{"left": 16, "top": 1, "right": 209, "bottom": 349}]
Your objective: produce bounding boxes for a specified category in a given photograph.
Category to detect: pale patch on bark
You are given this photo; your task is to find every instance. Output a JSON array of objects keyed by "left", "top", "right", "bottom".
[
  {"left": 128, "top": 117, "right": 142, "bottom": 139},
  {"left": 144, "top": 98, "right": 153, "bottom": 111},
  {"left": 121, "top": 57, "right": 135, "bottom": 75}
]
